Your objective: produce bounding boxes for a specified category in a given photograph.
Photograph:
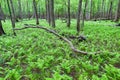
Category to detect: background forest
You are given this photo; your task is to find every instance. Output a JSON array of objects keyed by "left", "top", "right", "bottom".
[{"left": 0, "top": 0, "right": 120, "bottom": 80}]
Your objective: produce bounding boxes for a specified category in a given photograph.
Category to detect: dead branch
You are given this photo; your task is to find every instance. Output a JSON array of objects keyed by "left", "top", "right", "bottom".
[{"left": 14, "top": 24, "right": 101, "bottom": 55}]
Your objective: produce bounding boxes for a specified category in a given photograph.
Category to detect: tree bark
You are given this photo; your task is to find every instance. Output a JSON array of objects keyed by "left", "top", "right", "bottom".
[
  {"left": 76, "top": 0, "right": 82, "bottom": 34},
  {"left": 67, "top": 0, "right": 71, "bottom": 27},
  {"left": 50, "top": 0, "right": 55, "bottom": 27},
  {"left": 46, "top": 0, "right": 51, "bottom": 25},
  {"left": 0, "top": 20, "right": 5, "bottom": 36},
  {"left": 90, "top": 0, "right": 93, "bottom": 19},
  {"left": 7, "top": 0, "right": 16, "bottom": 35},
  {"left": 33, "top": 0, "right": 39, "bottom": 25},
  {"left": 108, "top": 0, "right": 113, "bottom": 20},
  {"left": 26, "top": 1, "right": 30, "bottom": 20},
  {"left": 82, "top": 0, "right": 88, "bottom": 29},
  {"left": 101, "top": 0, "right": 105, "bottom": 18},
  {"left": 38, "top": 3, "right": 41, "bottom": 18},
  {"left": 18, "top": 0, "right": 22, "bottom": 20},
  {"left": 114, "top": 0, "right": 120, "bottom": 22}
]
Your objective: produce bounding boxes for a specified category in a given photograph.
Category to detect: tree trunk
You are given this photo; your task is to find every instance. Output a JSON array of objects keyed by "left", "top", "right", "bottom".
[
  {"left": 76, "top": 0, "right": 82, "bottom": 34},
  {"left": 46, "top": 0, "right": 51, "bottom": 25},
  {"left": 18, "top": 0, "right": 22, "bottom": 20},
  {"left": 67, "top": 0, "right": 71, "bottom": 27},
  {"left": 101, "top": 0, "right": 105, "bottom": 18},
  {"left": 0, "top": 20, "right": 5, "bottom": 36},
  {"left": 114, "top": 0, "right": 120, "bottom": 22},
  {"left": 33, "top": 0, "right": 39, "bottom": 25},
  {"left": 50, "top": 0, "right": 55, "bottom": 27},
  {"left": 108, "top": 0, "right": 113, "bottom": 20},
  {"left": 7, "top": 0, "right": 16, "bottom": 35},
  {"left": 82, "top": 0, "right": 88, "bottom": 29},
  {"left": 90, "top": 0, "right": 93, "bottom": 19},
  {"left": 26, "top": 1, "right": 30, "bottom": 20},
  {"left": 10, "top": 0, "right": 18, "bottom": 22},
  {"left": 38, "top": 4, "right": 41, "bottom": 18}
]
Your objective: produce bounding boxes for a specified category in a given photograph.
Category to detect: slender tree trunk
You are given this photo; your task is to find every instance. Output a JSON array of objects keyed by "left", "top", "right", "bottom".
[
  {"left": 102, "top": 0, "right": 105, "bottom": 18},
  {"left": 96, "top": 0, "right": 100, "bottom": 19},
  {"left": 50, "top": 0, "right": 55, "bottom": 27},
  {"left": 38, "top": 4, "right": 41, "bottom": 18},
  {"left": 46, "top": 0, "right": 51, "bottom": 25},
  {"left": 45, "top": 0, "right": 48, "bottom": 20},
  {"left": 108, "top": 0, "right": 113, "bottom": 20},
  {"left": 115, "top": 0, "right": 120, "bottom": 22},
  {"left": 33, "top": 0, "right": 39, "bottom": 25},
  {"left": 18, "top": 0, "right": 22, "bottom": 20},
  {"left": 27, "top": 1, "right": 30, "bottom": 20},
  {"left": 82, "top": 0, "right": 88, "bottom": 29},
  {"left": 67, "top": 0, "right": 71, "bottom": 27},
  {"left": 76, "top": 0, "right": 82, "bottom": 34},
  {"left": 90, "top": 0, "right": 92, "bottom": 19},
  {"left": 7, "top": 0, "right": 16, "bottom": 35},
  {"left": 10, "top": 0, "right": 18, "bottom": 22},
  {"left": 0, "top": 4, "right": 5, "bottom": 35},
  {"left": 0, "top": 20, "right": 5, "bottom": 36}
]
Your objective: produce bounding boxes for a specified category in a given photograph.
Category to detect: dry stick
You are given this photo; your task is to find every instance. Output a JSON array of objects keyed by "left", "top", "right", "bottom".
[{"left": 14, "top": 24, "right": 101, "bottom": 55}]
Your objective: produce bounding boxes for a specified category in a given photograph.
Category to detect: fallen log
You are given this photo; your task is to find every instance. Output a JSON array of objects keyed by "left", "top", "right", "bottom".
[{"left": 14, "top": 24, "right": 101, "bottom": 55}]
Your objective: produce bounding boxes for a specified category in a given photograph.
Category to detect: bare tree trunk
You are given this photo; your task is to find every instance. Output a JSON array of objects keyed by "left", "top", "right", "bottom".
[
  {"left": 18, "top": 0, "right": 22, "bottom": 20},
  {"left": 10, "top": 0, "right": 18, "bottom": 22},
  {"left": 50, "top": 0, "right": 55, "bottom": 27},
  {"left": 38, "top": 4, "right": 41, "bottom": 18},
  {"left": 67, "top": 0, "right": 71, "bottom": 27},
  {"left": 108, "top": 0, "right": 113, "bottom": 20},
  {"left": 102, "top": 0, "right": 105, "bottom": 18},
  {"left": 82, "top": 0, "right": 88, "bottom": 29},
  {"left": 0, "top": 20, "right": 5, "bottom": 36},
  {"left": 114, "top": 0, "right": 120, "bottom": 22},
  {"left": 45, "top": 0, "right": 47, "bottom": 20},
  {"left": 33, "top": 0, "right": 39, "bottom": 25},
  {"left": 96, "top": 0, "right": 100, "bottom": 19},
  {"left": 76, "top": 0, "right": 82, "bottom": 34},
  {"left": 46, "top": 0, "right": 51, "bottom": 25},
  {"left": 0, "top": 4, "right": 5, "bottom": 35},
  {"left": 26, "top": 1, "right": 30, "bottom": 20},
  {"left": 7, "top": 0, "right": 16, "bottom": 35},
  {"left": 90, "top": 0, "right": 92, "bottom": 19}
]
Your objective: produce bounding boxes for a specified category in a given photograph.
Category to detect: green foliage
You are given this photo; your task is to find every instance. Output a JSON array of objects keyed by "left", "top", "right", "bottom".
[
  {"left": 0, "top": 0, "right": 118, "bottom": 16},
  {"left": 0, "top": 20, "right": 120, "bottom": 80}
]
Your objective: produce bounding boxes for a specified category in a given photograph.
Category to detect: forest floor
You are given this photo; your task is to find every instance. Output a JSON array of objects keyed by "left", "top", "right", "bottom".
[{"left": 0, "top": 19, "right": 120, "bottom": 80}]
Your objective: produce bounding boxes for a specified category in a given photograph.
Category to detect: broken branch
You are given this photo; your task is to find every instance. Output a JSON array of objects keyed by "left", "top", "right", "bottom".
[{"left": 14, "top": 24, "right": 101, "bottom": 55}]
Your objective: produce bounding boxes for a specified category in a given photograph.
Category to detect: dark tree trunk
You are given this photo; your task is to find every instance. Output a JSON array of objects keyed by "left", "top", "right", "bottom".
[
  {"left": 46, "top": 0, "right": 51, "bottom": 25},
  {"left": 27, "top": 1, "right": 30, "bottom": 20},
  {"left": 45, "top": 0, "right": 47, "bottom": 20},
  {"left": 7, "top": 0, "right": 16, "bottom": 35},
  {"left": 0, "top": 20, "right": 5, "bottom": 36},
  {"left": 18, "top": 0, "right": 22, "bottom": 20},
  {"left": 76, "top": 0, "right": 82, "bottom": 34},
  {"left": 102, "top": 0, "right": 105, "bottom": 18},
  {"left": 115, "top": 0, "right": 120, "bottom": 22},
  {"left": 67, "top": 0, "right": 71, "bottom": 27},
  {"left": 96, "top": 0, "right": 100, "bottom": 19},
  {"left": 50, "top": 0, "right": 55, "bottom": 27},
  {"left": 108, "top": 0, "right": 113, "bottom": 20},
  {"left": 90, "top": 0, "right": 93, "bottom": 19},
  {"left": 0, "top": 4, "right": 5, "bottom": 35},
  {"left": 33, "top": 0, "right": 39, "bottom": 25},
  {"left": 10, "top": 0, "right": 18, "bottom": 22},
  {"left": 38, "top": 4, "right": 41, "bottom": 18},
  {"left": 82, "top": 0, "right": 88, "bottom": 28}
]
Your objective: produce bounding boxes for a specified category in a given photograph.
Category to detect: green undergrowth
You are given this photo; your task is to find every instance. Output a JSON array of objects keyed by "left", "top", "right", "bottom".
[{"left": 0, "top": 19, "right": 120, "bottom": 80}]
